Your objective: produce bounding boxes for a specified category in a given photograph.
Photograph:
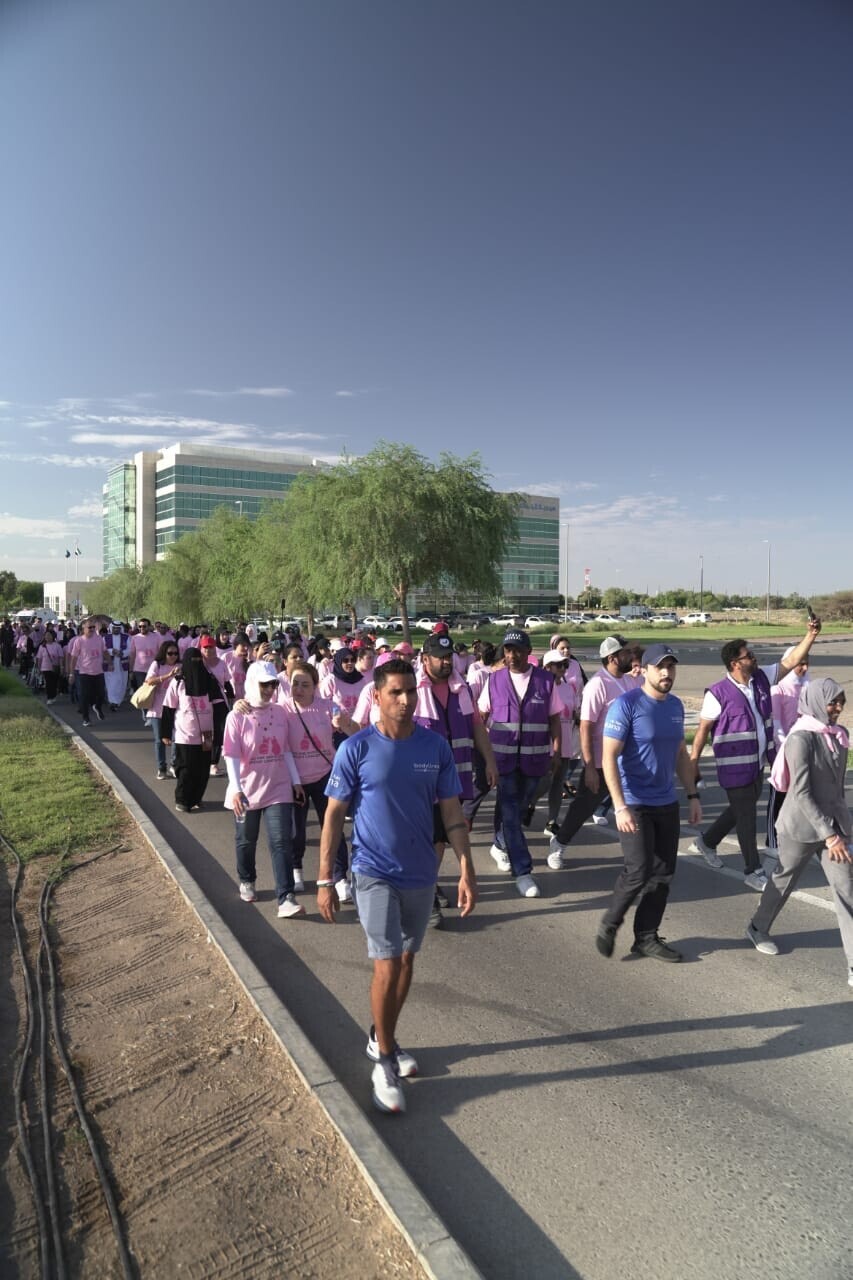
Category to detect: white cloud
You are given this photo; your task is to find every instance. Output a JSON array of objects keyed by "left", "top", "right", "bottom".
[
  {"left": 67, "top": 498, "right": 103, "bottom": 519},
  {"left": 71, "top": 432, "right": 166, "bottom": 447},
  {"left": 335, "top": 390, "right": 356, "bottom": 398},
  {"left": 267, "top": 430, "right": 337, "bottom": 441},
  {"left": 0, "top": 513, "right": 73, "bottom": 539},
  {"left": 0, "top": 451, "right": 113, "bottom": 468},
  {"left": 187, "top": 386, "right": 293, "bottom": 399}
]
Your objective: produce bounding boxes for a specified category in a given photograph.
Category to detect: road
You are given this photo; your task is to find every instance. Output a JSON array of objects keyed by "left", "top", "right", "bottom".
[{"left": 55, "top": 635, "right": 853, "bottom": 1280}]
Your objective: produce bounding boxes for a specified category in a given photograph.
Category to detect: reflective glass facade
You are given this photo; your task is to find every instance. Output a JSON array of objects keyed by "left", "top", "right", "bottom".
[{"left": 102, "top": 464, "right": 137, "bottom": 575}]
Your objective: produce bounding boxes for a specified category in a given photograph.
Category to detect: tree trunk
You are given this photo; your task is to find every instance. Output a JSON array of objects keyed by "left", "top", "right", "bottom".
[
  {"left": 346, "top": 603, "right": 358, "bottom": 633},
  {"left": 396, "top": 582, "right": 412, "bottom": 647},
  {"left": 306, "top": 607, "right": 316, "bottom": 636}
]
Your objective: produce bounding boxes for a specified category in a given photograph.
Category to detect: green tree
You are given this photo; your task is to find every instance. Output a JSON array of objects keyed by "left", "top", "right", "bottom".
[
  {"left": 85, "top": 565, "right": 152, "bottom": 619},
  {"left": 276, "top": 443, "right": 520, "bottom": 643}
]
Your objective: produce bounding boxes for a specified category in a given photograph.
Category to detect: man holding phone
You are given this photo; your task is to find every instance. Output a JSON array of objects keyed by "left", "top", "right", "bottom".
[{"left": 688, "top": 616, "right": 821, "bottom": 889}]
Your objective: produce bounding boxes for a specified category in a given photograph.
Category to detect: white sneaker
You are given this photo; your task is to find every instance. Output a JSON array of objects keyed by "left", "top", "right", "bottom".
[
  {"left": 335, "top": 878, "right": 352, "bottom": 903},
  {"left": 744, "top": 869, "right": 768, "bottom": 892},
  {"left": 516, "top": 874, "right": 541, "bottom": 898},
  {"left": 371, "top": 1061, "right": 405, "bottom": 1114},
  {"left": 688, "top": 837, "right": 724, "bottom": 869},
  {"left": 365, "top": 1028, "right": 418, "bottom": 1078},
  {"left": 277, "top": 894, "right": 306, "bottom": 919},
  {"left": 591, "top": 814, "right": 609, "bottom": 827},
  {"left": 239, "top": 881, "right": 257, "bottom": 903},
  {"left": 489, "top": 843, "right": 511, "bottom": 873},
  {"left": 546, "top": 849, "right": 564, "bottom": 870},
  {"left": 292, "top": 869, "right": 305, "bottom": 893},
  {"left": 548, "top": 833, "right": 565, "bottom": 860},
  {"left": 746, "top": 923, "right": 778, "bottom": 955}
]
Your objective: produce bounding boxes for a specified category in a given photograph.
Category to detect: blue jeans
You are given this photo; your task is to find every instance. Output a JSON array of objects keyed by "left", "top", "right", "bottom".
[
  {"left": 235, "top": 802, "right": 295, "bottom": 902},
  {"left": 493, "top": 769, "right": 540, "bottom": 876},
  {"left": 291, "top": 773, "right": 348, "bottom": 875},
  {"left": 149, "top": 715, "right": 166, "bottom": 772}
]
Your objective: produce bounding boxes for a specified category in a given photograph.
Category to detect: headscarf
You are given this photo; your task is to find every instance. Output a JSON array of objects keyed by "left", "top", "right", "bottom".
[
  {"left": 181, "top": 647, "right": 218, "bottom": 699},
  {"left": 332, "top": 646, "right": 362, "bottom": 685},
  {"left": 244, "top": 660, "right": 279, "bottom": 708},
  {"left": 797, "top": 677, "right": 846, "bottom": 731},
  {"left": 771, "top": 677, "right": 849, "bottom": 791}
]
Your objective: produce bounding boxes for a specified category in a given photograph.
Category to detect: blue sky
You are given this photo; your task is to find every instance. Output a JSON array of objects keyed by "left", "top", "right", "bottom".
[{"left": 1, "top": 0, "right": 851, "bottom": 600}]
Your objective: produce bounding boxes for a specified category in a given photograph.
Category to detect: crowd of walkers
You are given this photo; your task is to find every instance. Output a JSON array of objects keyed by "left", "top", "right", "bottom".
[{"left": 4, "top": 609, "right": 850, "bottom": 1113}]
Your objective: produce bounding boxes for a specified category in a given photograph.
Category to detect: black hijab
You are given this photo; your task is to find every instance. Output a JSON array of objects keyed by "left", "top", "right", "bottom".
[
  {"left": 332, "top": 646, "right": 362, "bottom": 685},
  {"left": 181, "top": 647, "right": 218, "bottom": 699}
]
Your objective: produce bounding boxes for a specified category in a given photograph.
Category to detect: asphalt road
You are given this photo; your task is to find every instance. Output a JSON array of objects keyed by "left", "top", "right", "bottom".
[{"left": 55, "top": 635, "right": 853, "bottom": 1280}]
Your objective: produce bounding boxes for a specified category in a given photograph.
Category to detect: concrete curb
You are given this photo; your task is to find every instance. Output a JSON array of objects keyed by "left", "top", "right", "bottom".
[{"left": 53, "top": 715, "right": 483, "bottom": 1280}]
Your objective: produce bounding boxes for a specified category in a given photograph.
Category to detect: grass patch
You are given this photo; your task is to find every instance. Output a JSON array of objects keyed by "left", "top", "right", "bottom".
[{"left": 0, "top": 678, "right": 126, "bottom": 863}]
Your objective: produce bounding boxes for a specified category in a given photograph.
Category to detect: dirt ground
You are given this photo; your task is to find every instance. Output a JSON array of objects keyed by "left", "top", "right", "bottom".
[{"left": 0, "top": 833, "right": 421, "bottom": 1279}]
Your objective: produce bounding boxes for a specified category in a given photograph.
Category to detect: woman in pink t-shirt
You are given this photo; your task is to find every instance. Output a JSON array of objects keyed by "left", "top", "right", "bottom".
[
  {"left": 223, "top": 661, "right": 305, "bottom": 919},
  {"left": 160, "top": 647, "right": 224, "bottom": 811},
  {"left": 36, "top": 628, "right": 64, "bottom": 703},
  {"left": 535, "top": 650, "right": 583, "bottom": 835},
  {"left": 318, "top": 646, "right": 373, "bottom": 742},
  {"left": 144, "top": 639, "right": 182, "bottom": 779},
  {"left": 282, "top": 661, "right": 349, "bottom": 896}
]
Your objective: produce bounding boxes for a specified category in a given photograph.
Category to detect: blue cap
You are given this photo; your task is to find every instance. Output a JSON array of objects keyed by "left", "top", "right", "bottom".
[
  {"left": 643, "top": 642, "right": 678, "bottom": 666},
  {"left": 503, "top": 629, "right": 531, "bottom": 650}
]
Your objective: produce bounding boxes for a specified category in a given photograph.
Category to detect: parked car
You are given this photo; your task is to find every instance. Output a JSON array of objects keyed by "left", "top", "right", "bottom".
[
  {"left": 413, "top": 617, "right": 439, "bottom": 631},
  {"left": 360, "top": 615, "right": 390, "bottom": 630},
  {"left": 491, "top": 614, "right": 524, "bottom": 630},
  {"left": 679, "top": 612, "right": 712, "bottom": 625},
  {"left": 382, "top": 617, "right": 404, "bottom": 632},
  {"left": 595, "top": 613, "right": 622, "bottom": 625},
  {"left": 649, "top": 612, "right": 679, "bottom": 624},
  {"left": 524, "top": 615, "right": 551, "bottom": 630}
]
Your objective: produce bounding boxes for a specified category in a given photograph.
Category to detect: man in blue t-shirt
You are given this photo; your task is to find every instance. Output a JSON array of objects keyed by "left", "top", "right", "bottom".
[
  {"left": 596, "top": 643, "right": 702, "bottom": 963},
  {"left": 317, "top": 658, "right": 478, "bottom": 1115}
]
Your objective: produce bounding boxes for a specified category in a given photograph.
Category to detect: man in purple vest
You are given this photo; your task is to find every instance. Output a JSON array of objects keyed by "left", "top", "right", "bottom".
[
  {"left": 688, "top": 619, "right": 820, "bottom": 890},
  {"left": 478, "top": 629, "right": 561, "bottom": 898},
  {"left": 414, "top": 632, "right": 498, "bottom": 926}
]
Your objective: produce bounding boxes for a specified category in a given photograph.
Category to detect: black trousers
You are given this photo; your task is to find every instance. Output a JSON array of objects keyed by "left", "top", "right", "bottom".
[
  {"left": 78, "top": 673, "right": 105, "bottom": 720},
  {"left": 702, "top": 774, "right": 764, "bottom": 873},
  {"left": 556, "top": 766, "right": 609, "bottom": 846},
  {"left": 174, "top": 744, "right": 211, "bottom": 808},
  {"left": 602, "top": 802, "right": 680, "bottom": 937}
]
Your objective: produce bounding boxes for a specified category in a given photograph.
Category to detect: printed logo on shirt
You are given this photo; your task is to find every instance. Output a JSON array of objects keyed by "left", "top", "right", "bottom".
[{"left": 413, "top": 762, "right": 440, "bottom": 772}]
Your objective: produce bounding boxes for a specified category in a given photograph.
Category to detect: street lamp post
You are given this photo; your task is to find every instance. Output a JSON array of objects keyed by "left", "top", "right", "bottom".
[
  {"left": 763, "top": 540, "right": 771, "bottom": 623},
  {"left": 235, "top": 500, "right": 243, "bottom": 518},
  {"left": 699, "top": 554, "right": 704, "bottom": 613}
]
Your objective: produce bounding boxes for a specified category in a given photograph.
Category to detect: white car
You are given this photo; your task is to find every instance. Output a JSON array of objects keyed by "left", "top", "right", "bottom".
[
  {"left": 524, "top": 615, "right": 551, "bottom": 630},
  {"left": 383, "top": 617, "right": 404, "bottom": 632},
  {"left": 649, "top": 613, "right": 678, "bottom": 624},
  {"left": 679, "top": 612, "right": 711, "bottom": 625},
  {"left": 414, "top": 617, "right": 439, "bottom": 631},
  {"left": 595, "top": 614, "right": 622, "bottom": 625},
  {"left": 360, "top": 615, "right": 390, "bottom": 630}
]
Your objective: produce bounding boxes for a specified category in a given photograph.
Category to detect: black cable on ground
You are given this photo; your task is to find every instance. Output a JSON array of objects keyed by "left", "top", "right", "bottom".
[
  {"left": 2, "top": 829, "right": 52, "bottom": 1280},
  {"left": 40, "top": 853, "right": 136, "bottom": 1280}
]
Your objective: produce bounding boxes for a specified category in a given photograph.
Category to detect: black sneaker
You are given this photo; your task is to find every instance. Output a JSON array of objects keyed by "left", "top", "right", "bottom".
[
  {"left": 522, "top": 804, "right": 536, "bottom": 828},
  {"left": 595, "top": 922, "right": 618, "bottom": 957},
  {"left": 92, "top": 705, "right": 104, "bottom": 722},
  {"left": 631, "top": 933, "right": 682, "bottom": 963}
]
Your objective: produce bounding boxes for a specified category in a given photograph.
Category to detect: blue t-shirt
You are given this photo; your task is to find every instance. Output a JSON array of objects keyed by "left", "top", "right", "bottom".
[
  {"left": 603, "top": 687, "right": 685, "bottom": 806},
  {"left": 325, "top": 724, "right": 462, "bottom": 888}
]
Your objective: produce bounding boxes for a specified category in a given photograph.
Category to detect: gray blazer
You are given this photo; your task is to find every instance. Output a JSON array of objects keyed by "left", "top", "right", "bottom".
[{"left": 776, "top": 731, "right": 851, "bottom": 844}]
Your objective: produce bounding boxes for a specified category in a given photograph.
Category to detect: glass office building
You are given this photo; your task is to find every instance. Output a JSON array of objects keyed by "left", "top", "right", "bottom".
[
  {"left": 101, "top": 442, "right": 319, "bottom": 573},
  {"left": 101, "top": 443, "right": 559, "bottom": 614}
]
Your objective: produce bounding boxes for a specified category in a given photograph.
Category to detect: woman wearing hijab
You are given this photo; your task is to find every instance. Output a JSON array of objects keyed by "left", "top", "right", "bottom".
[
  {"left": 143, "top": 638, "right": 182, "bottom": 779},
  {"left": 160, "top": 647, "right": 224, "bottom": 811},
  {"left": 223, "top": 660, "right": 305, "bottom": 918},
  {"left": 747, "top": 677, "right": 853, "bottom": 988},
  {"left": 319, "top": 646, "right": 373, "bottom": 740},
  {"left": 766, "top": 647, "right": 811, "bottom": 851}
]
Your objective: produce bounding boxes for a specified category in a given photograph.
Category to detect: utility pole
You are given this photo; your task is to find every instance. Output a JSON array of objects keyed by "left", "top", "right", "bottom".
[
  {"left": 763, "top": 540, "right": 771, "bottom": 622},
  {"left": 699, "top": 553, "right": 704, "bottom": 613}
]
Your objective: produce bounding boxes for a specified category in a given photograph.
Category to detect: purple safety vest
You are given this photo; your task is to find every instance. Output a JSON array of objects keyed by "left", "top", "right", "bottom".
[
  {"left": 487, "top": 665, "right": 554, "bottom": 777},
  {"left": 413, "top": 674, "right": 475, "bottom": 800},
  {"left": 709, "top": 672, "right": 776, "bottom": 789}
]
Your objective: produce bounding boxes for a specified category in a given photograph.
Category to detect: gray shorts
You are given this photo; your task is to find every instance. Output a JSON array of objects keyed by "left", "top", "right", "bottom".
[{"left": 351, "top": 874, "right": 435, "bottom": 960}]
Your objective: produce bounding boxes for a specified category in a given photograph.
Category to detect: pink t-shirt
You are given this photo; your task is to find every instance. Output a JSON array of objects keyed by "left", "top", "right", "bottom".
[
  {"left": 553, "top": 678, "right": 581, "bottom": 758},
  {"left": 37, "top": 641, "right": 63, "bottom": 672},
  {"left": 319, "top": 672, "right": 371, "bottom": 717},
  {"left": 70, "top": 633, "right": 106, "bottom": 675},
  {"left": 580, "top": 669, "right": 628, "bottom": 767},
  {"left": 222, "top": 704, "right": 299, "bottom": 809},
  {"left": 129, "top": 633, "right": 160, "bottom": 673},
  {"left": 178, "top": 635, "right": 194, "bottom": 656},
  {"left": 202, "top": 656, "right": 228, "bottom": 694},
  {"left": 223, "top": 650, "right": 248, "bottom": 700},
  {"left": 144, "top": 660, "right": 180, "bottom": 718},
  {"left": 353, "top": 681, "right": 380, "bottom": 727},
  {"left": 162, "top": 681, "right": 214, "bottom": 745},
  {"left": 282, "top": 695, "right": 336, "bottom": 784}
]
